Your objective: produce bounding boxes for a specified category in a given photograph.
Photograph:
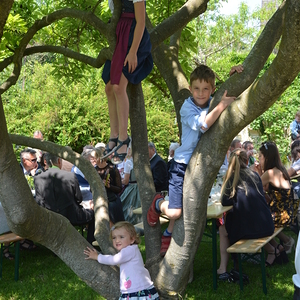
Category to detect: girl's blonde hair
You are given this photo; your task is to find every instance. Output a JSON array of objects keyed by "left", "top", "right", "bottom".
[
  {"left": 110, "top": 221, "right": 140, "bottom": 245},
  {"left": 221, "top": 149, "right": 261, "bottom": 198}
]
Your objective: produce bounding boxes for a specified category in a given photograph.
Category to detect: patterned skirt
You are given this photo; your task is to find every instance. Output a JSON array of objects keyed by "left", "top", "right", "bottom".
[
  {"left": 119, "top": 286, "right": 159, "bottom": 300},
  {"left": 268, "top": 186, "right": 299, "bottom": 227},
  {"left": 102, "top": 13, "right": 153, "bottom": 85}
]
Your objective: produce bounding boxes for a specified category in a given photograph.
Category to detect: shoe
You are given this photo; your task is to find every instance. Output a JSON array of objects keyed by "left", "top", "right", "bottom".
[
  {"left": 218, "top": 272, "right": 234, "bottom": 282},
  {"left": 229, "top": 269, "right": 249, "bottom": 284},
  {"left": 147, "top": 193, "right": 163, "bottom": 227},
  {"left": 277, "top": 244, "right": 289, "bottom": 264},
  {"left": 3, "top": 249, "right": 14, "bottom": 260},
  {"left": 160, "top": 235, "right": 171, "bottom": 257},
  {"left": 101, "top": 137, "right": 118, "bottom": 159},
  {"left": 110, "top": 136, "right": 131, "bottom": 165},
  {"left": 266, "top": 247, "right": 281, "bottom": 266},
  {"left": 20, "top": 239, "right": 37, "bottom": 250},
  {"left": 283, "top": 237, "right": 295, "bottom": 254}
]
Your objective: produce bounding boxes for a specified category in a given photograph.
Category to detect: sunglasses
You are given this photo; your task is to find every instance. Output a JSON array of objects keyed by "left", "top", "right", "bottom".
[
  {"left": 262, "top": 141, "right": 275, "bottom": 150},
  {"left": 26, "top": 158, "right": 37, "bottom": 163}
]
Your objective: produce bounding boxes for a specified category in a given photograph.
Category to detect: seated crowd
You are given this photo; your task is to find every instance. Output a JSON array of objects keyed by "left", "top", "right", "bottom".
[
  {"left": 2, "top": 131, "right": 299, "bottom": 297},
  {"left": 3, "top": 138, "right": 171, "bottom": 257}
]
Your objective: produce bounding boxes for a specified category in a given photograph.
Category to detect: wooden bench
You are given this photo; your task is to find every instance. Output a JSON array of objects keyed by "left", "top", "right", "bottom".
[
  {"left": 0, "top": 232, "right": 24, "bottom": 281},
  {"left": 227, "top": 227, "right": 284, "bottom": 294}
]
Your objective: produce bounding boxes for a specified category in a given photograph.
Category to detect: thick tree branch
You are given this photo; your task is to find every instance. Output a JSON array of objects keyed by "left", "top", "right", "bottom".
[
  {"left": 154, "top": 2, "right": 290, "bottom": 297},
  {"left": 0, "top": 7, "right": 118, "bottom": 95},
  {"left": 0, "top": 100, "right": 121, "bottom": 298},
  {"left": 149, "top": 0, "right": 209, "bottom": 49},
  {"left": 152, "top": 43, "right": 190, "bottom": 139},
  {"left": 8, "top": 135, "right": 115, "bottom": 251},
  {"left": 0, "top": 0, "right": 14, "bottom": 41},
  {"left": 215, "top": 1, "right": 285, "bottom": 100}
]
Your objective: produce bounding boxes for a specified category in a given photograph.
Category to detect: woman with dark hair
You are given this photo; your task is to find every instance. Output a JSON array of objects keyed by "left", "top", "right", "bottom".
[
  {"left": 217, "top": 149, "right": 275, "bottom": 280},
  {"left": 253, "top": 141, "right": 298, "bottom": 258}
]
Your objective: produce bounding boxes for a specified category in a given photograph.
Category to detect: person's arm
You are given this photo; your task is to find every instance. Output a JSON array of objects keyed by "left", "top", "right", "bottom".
[
  {"left": 124, "top": 1, "right": 145, "bottom": 73},
  {"left": 221, "top": 186, "right": 234, "bottom": 206},
  {"left": 122, "top": 173, "right": 130, "bottom": 185},
  {"left": 251, "top": 161, "right": 262, "bottom": 175},
  {"left": 34, "top": 177, "right": 46, "bottom": 207},
  {"left": 84, "top": 246, "right": 133, "bottom": 265},
  {"left": 288, "top": 166, "right": 297, "bottom": 177},
  {"left": 152, "top": 160, "right": 168, "bottom": 190},
  {"left": 73, "top": 174, "right": 83, "bottom": 204},
  {"left": 108, "top": 167, "right": 122, "bottom": 194},
  {"left": 122, "top": 160, "right": 133, "bottom": 185},
  {"left": 260, "top": 169, "right": 271, "bottom": 188},
  {"left": 204, "top": 91, "right": 235, "bottom": 130}
]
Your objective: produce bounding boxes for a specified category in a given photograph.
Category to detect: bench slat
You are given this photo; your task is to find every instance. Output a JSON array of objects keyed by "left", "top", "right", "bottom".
[
  {"left": 227, "top": 227, "right": 283, "bottom": 254},
  {"left": 0, "top": 232, "right": 23, "bottom": 244}
]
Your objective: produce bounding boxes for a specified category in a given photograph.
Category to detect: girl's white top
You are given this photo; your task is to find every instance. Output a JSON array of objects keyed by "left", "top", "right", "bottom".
[{"left": 97, "top": 244, "right": 153, "bottom": 293}]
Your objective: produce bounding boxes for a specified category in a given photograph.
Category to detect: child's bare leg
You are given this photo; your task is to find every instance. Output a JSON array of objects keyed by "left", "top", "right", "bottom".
[
  {"left": 217, "top": 225, "right": 230, "bottom": 274},
  {"left": 166, "top": 219, "right": 175, "bottom": 234},
  {"left": 106, "top": 81, "right": 119, "bottom": 149},
  {"left": 159, "top": 200, "right": 182, "bottom": 220},
  {"left": 159, "top": 201, "right": 181, "bottom": 256},
  {"left": 112, "top": 73, "right": 129, "bottom": 154}
]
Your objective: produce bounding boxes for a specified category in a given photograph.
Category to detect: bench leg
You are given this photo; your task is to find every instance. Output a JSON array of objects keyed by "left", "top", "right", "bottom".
[
  {"left": 212, "top": 219, "right": 218, "bottom": 290},
  {"left": 14, "top": 241, "right": 20, "bottom": 281},
  {"left": 0, "top": 243, "right": 3, "bottom": 279},
  {"left": 260, "top": 248, "right": 267, "bottom": 295},
  {"left": 238, "top": 253, "right": 243, "bottom": 291}
]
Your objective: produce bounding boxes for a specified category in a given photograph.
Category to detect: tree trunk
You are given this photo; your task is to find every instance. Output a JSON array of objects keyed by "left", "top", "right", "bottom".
[
  {"left": 1, "top": 0, "right": 300, "bottom": 298},
  {"left": 0, "top": 0, "right": 14, "bottom": 41}
]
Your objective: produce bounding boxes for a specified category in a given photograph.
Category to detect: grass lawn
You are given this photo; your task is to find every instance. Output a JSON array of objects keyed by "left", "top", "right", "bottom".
[{"left": 0, "top": 226, "right": 297, "bottom": 300}]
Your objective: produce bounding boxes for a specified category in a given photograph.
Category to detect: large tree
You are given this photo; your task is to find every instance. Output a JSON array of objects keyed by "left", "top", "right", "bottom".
[{"left": 0, "top": 0, "right": 300, "bottom": 299}]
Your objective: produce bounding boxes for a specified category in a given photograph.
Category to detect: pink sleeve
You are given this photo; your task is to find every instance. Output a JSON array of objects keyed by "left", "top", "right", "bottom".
[{"left": 97, "top": 247, "right": 134, "bottom": 265}]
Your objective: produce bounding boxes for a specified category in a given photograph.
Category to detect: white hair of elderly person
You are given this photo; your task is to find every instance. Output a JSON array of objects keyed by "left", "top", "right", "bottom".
[
  {"left": 95, "top": 142, "right": 106, "bottom": 149},
  {"left": 168, "top": 142, "right": 180, "bottom": 161}
]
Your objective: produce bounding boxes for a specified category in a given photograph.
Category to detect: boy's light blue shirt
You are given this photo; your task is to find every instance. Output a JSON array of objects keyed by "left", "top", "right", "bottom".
[{"left": 174, "top": 96, "right": 211, "bottom": 164}]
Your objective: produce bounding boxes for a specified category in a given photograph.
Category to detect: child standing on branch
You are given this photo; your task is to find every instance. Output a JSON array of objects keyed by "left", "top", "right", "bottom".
[
  {"left": 147, "top": 64, "right": 243, "bottom": 256},
  {"left": 84, "top": 221, "right": 159, "bottom": 299},
  {"left": 102, "top": 0, "right": 153, "bottom": 165}
]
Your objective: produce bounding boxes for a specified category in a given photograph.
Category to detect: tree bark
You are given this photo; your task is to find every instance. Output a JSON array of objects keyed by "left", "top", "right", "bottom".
[
  {"left": 0, "top": 0, "right": 14, "bottom": 41},
  {"left": 1, "top": 0, "right": 300, "bottom": 298},
  {"left": 150, "top": 0, "right": 300, "bottom": 297}
]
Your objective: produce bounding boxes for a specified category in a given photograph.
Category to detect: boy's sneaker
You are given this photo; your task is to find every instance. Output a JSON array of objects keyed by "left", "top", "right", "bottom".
[
  {"left": 160, "top": 235, "right": 171, "bottom": 257},
  {"left": 147, "top": 193, "right": 163, "bottom": 227}
]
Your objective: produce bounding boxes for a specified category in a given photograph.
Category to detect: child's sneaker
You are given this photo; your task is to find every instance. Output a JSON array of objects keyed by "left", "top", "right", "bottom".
[
  {"left": 147, "top": 193, "right": 163, "bottom": 227},
  {"left": 160, "top": 235, "right": 171, "bottom": 257}
]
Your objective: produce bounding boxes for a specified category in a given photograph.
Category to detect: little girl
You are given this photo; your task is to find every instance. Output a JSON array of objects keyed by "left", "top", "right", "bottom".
[
  {"left": 102, "top": 0, "right": 153, "bottom": 165},
  {"left": 84, "top": 221, "right": 159, "bottom": 299}
]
